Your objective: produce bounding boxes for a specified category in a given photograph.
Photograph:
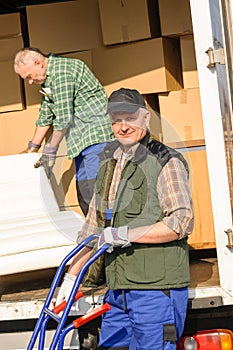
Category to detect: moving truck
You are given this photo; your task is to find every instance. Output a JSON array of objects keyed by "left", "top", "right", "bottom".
[{"left": 1, "top": 0, "right": 233, "bottom": 349}]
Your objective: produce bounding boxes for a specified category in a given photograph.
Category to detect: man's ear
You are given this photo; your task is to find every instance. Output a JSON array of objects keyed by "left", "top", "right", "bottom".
[{"left": 34, "top": 59, "right": 43, "bottom": 68}]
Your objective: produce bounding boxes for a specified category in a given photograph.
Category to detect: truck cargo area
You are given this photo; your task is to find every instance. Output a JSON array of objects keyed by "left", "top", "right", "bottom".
[{"left": 1, "top": 0, "right": 233, "bottom": 349}]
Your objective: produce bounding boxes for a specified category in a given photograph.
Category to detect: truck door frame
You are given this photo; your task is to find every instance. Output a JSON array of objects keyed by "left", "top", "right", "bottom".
[{"left": 189, "top": 0, "right": 233, "bottom": 305}]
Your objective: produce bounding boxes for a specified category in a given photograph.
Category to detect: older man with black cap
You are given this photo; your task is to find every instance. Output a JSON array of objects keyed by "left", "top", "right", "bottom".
[{"left": 56, "top": 88, "right": 194, "bottom": 350}]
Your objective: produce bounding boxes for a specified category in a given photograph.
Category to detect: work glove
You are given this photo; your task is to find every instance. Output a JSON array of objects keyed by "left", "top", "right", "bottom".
[
  {"left": 56, "top": 273, "right": 76, "bottom": 306},
  {"left": 39, "top": 144, "right": 58, "bottom": 177},
  {"left": 20, "top": 141, "right": 41, "bottom": 154},
  {"left": 98, "top": 226, "right": 130, "bottom": 253},
  {"left": 27, "top": 141, "right": 41, "bottom": 153}
]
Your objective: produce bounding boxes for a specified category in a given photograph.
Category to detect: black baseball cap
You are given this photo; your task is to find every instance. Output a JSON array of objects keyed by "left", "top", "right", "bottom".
[{"left": 107, "top": 88, "right": 147, "bottom": 114}]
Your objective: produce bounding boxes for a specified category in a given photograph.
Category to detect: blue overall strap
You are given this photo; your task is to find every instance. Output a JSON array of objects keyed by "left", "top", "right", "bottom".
[{"left": 105, "top": 208, "right": 113, "bottom": 228}]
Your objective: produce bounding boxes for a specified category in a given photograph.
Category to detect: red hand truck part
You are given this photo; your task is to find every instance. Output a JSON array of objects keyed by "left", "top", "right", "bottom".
[
  {"left": 53, "top": 290, "right": 84, "bottom": 315},
  {"left": 57, "top": 303, "right": 111, "bottom": 350},
  {"left": 27, "top": 234, "right": 111, "bottom": 350}
]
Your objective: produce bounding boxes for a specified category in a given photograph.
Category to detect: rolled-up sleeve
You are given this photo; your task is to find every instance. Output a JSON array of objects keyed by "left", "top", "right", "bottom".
[{"left": 157, "top": 157, "right": 194, "bottom": 239}]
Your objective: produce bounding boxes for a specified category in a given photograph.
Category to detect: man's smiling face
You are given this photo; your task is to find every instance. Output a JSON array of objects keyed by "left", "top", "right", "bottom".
[{"left": 110, "top": 108, "right": 150, "bottom": 152}]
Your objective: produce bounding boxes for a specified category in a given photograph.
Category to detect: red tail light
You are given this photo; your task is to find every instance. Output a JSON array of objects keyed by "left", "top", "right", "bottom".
[{"left": 177, "top": 329, "right": 233, "bottom": 350}]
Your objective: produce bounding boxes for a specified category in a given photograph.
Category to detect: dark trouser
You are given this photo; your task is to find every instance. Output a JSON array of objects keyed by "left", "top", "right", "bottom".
[
  {"left": 76, "top": 178, "right": 96, "bottom": 216},
  {"left": 75, "top": 143, "right": 107, "bottom": 216}
]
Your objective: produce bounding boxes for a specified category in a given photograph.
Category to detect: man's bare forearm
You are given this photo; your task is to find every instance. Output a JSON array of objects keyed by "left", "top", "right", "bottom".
[
  {"left": 129, "top": 221, "right": 179, "bottom": 244},
  {"left": 31, "top": 125, "right": 51, "bottom": 145},
  {"left": 68, "top": 246, "right": 92, "bottom": 276}
]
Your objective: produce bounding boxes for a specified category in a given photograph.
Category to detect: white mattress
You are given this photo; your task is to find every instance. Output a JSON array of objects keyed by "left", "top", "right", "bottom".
[{"left": 0, "top": 153, "right": 84, "bottom": 276}]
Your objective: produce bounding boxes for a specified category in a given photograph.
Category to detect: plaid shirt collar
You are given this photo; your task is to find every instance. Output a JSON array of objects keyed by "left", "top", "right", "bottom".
[
  {"left": 113, "top": 142, "right": 139, "bottom": 162},
  {"left": 104, "top": 131, "right": 151, "bottom": 163}
]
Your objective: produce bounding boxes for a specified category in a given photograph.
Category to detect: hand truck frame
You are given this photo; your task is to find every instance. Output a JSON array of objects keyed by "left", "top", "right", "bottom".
[{"left": 27, "top": 234, "right": 110, "bottom": 350}]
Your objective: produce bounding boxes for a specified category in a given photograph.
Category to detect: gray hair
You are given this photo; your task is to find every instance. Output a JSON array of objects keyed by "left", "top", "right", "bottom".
[{"left": 14, "top": 47, "right": 47, "bottom": 73}]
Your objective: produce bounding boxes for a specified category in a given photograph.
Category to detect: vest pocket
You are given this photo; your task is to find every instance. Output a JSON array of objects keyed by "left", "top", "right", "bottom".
[
  {"left": 125, "top": 245, "right": 165, "bottom": 283},
  {"left": 122, "top": 178, "right": 145, "bottom": 217}
]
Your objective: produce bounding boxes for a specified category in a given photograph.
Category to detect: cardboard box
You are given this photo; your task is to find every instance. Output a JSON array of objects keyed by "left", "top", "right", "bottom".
[
  {"left": 180, "top": 35, "right": 199, "bottom": 88},
  {"left": 26, "top": 0, "right": 103, "bottom": 54},
  {"left": 0, "top": 108, "right": 39, "bottom": 156},
  {"left": 24, "top": 83, "right": 41, "bottom": 110},
  {"left": 180, "top": 148, "right": 215, "bottom": 249},
  {"left": 0, "top": 13, "right": 21, "bottom": 38},
  {"left": 98, "top": 0, "right": 160, "bottom": 45},
  {"left": 158, "top": 0, "right": 193, "bottom": 36},
  {"left": 0, "top": 36, "right": 24, "bottom": 61},
  {"left": 51, "top": 138, "right": 84, "bottom": 216},
  {"left": 159, "top": 88, "right": 204, "bottom": 146},
  {"left": 0, "top": 36, "right": 24, "bottom": 112},
  {"left": 144, "top": 93, "right": 162, "bottom": 141},
  {"left": 24, "top": 51, "right": 93, "bottom": 109},
  {"left": 63, "top": 51, "right": 93, "bottom": 70},
  {"left": 0, "top": 60, "right": 24, "bottom": 113},
  {"left": 92, "top": 37, "right": 183, "bottom": 95}
]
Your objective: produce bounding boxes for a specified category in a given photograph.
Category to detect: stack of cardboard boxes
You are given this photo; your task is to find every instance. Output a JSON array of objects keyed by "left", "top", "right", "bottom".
[
  {"left": 0, "top": 13, "right": 23, "bottom": 114},
  {"left": 96, "top": 0, "right": 204, "bottom": 147},
  {"left": 0, "top": 0, "right": 215, "bottom": 247},
  {"left": 157, "top": 0, "right": 214, "bottom": 248},
  {"left": 158, "top": 1, "right": 203, "bottom": 147},
  {"left": 0, "top": 12, "right": 38, "bottom": 156}
]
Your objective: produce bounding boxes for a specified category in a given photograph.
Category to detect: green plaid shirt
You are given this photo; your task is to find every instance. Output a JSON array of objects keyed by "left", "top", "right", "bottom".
[{"left": 36, "top": 54, "right": 114, "bottom": 159}]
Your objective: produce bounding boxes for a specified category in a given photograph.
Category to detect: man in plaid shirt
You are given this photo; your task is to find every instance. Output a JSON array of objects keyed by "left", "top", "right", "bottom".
[
  {"left": 14, "top": 47, "right": 114, "bottom": 216},
  {"left": 56, "top": 88, "right": 194, "bottom": 350}
]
